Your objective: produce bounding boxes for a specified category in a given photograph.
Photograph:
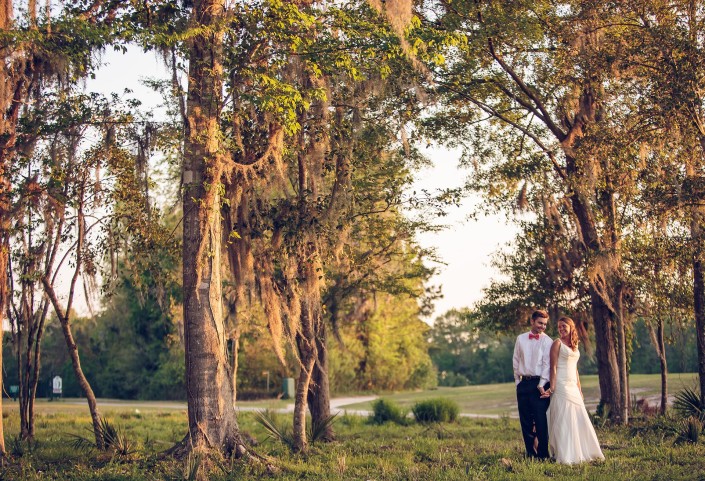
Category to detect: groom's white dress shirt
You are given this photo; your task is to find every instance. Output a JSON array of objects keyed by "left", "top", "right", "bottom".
[{"left": 513, "top": 332, "right": 552, "bottom": 387}]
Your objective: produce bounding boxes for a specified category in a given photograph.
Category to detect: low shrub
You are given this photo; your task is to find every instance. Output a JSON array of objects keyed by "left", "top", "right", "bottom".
[
  {"left": 411, "top": 398, "right": 459, "bottom": 423},
  {"left": 676, "top": 416, "right": 703, "bottom": 444},
  {"left": 370, "top": 399, "right": 409, "bottom": 425}
]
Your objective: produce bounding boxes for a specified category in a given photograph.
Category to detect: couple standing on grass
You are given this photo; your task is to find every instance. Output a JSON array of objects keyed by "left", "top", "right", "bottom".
[{"left": 513, "top": 310, "right": 605, "bottom": 465}]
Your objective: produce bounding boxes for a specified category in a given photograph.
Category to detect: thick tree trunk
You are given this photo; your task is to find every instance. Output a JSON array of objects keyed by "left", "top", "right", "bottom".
[
  {"left": 686, "top": 160, "right": 705, "bottom": 406},
  {"left": 292, "top": 241, "right": 325, "bottom": 452},
  {"left": 308, "top": 320, "right": 334, "bottom": 442},
  {"left": 174, "top": 0, "right": 244, "bottom": 458},
  {"left": 0, "top": 0, "right": 16, "bottom": 460},
  {"left": 566, "top": 162, "right": 628, "bottom": 423},
  {"left": 590, "top": 292, "right": 622, "bottom": 418}
]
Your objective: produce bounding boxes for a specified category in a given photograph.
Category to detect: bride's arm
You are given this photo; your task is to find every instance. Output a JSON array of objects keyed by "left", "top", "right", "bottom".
[
  {"left": 548, "top": 340, "right": 561, "bottom": 394},
  {"left": 576, "top": 368, "right": 582, "bottom": 397}
]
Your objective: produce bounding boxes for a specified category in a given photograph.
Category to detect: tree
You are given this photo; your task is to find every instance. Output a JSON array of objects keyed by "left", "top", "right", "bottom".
[
  {"left": 616, "top": 0, "right": 705, "bottom": 406},
  {"left": 168, "top": 0, "right": 247, "bottom": 457},
  {"left": 0, "top": 0, "right": 131, "bottom": 450},
  {"left": 422, "top": 0, "right": 652, "bottom": 423},
  {"left": 217, "top": 0, "right": 431, "bottom": 450}
]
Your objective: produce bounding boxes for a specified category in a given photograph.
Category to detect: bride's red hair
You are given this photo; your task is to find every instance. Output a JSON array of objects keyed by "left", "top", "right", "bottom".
[{"left": 558, "top": 317, "right": 579, "bottom": 350}]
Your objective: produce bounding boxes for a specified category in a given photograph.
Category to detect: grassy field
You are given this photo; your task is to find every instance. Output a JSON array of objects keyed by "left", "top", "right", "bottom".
[
  {"left": 0, "top": 374, "right": 702, "bottom": 480},
  {"left": 339, "top": 373, "right": 701, "bottom": 416}
]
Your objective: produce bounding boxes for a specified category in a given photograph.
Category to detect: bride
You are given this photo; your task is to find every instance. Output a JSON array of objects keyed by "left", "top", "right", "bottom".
[{"left": 544, "top": 316, "right": 604, "bottom": 464}]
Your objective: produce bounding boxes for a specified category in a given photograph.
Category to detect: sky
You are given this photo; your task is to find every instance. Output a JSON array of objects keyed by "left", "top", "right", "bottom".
[
  {"left": 85, "top": 49, "right": 518, "bottom": 322},
  {"left": 408, "top": 157, "right": 517, "bottom": 321}
]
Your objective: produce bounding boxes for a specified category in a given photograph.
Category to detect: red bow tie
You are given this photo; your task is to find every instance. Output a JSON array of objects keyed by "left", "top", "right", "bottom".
[{"left": 529, "top": 333, "right": 540, "bottom": 340}]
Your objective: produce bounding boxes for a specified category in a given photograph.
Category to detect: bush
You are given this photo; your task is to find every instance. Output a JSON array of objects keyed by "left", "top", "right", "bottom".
[
  {"left": 411, "top": 398, "right": 459, "bottom": 423},
  {"left": 370, "top": 399, "right": 409, "bottom": 425},
  {"left": 676, "top": 416, "right": 703, "bottom": 444}
]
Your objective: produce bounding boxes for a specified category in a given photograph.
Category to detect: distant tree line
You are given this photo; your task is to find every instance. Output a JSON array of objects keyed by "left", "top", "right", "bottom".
[{"left": 428, "top": 309, "right": 699, "bottom": 388}]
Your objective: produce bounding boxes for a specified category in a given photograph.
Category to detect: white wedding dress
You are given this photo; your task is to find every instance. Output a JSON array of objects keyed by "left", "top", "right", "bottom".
[{"left": 548, "top": 343, "right": 605, "bottom": 464}]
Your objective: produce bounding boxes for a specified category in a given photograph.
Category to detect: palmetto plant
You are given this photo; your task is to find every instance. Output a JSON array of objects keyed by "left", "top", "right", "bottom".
[
  {"left": 69, "top": 416, "right": 135, "bottom": 456},
  {"left": 252, "top": 409, "right": 295, "bottom": 450},
  {"left": 253, "top": 409, "right": 338, "bottom": 450},
  {"left": 676, "top": 416, "right": 703, "bottom": 444},
  {"left": 673, "top": 387, "right": 705, "bottom": 422}
]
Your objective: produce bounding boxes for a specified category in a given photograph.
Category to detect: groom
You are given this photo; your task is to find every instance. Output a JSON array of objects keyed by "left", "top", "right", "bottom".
[{"left": 512, "top": 309, "right": 553, "bottom": 459}]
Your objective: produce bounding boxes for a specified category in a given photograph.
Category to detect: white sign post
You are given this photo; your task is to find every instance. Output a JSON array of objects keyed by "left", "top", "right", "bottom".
[{"left": 52, "top": 376, "right": 62, "bottom": 397}]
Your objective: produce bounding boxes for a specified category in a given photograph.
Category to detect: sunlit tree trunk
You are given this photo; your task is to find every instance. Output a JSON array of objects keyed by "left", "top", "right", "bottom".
[
  {"left": 174, "top": 0, "right": 245, "bottom": 457},
  {"left": 0, "top": 0, "right": 17, "bottom": 458},
  {"left": 564, "top": 149, "right": 627, "bottom": 423},
  {"left": 292, "top": 242, "right": 323, "bottom": 452},
  {"left": 293, "top": 330, "right": 316, "bottom": 452}
]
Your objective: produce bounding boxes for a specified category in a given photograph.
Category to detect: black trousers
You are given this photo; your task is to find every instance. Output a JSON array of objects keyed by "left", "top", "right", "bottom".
[{"left": 516, "top": 378, "right": 550, "bottom": 459}]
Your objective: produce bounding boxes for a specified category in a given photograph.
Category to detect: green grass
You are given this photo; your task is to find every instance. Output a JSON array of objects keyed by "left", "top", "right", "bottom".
[
  {"left": 0, "top": 374, "right": 702, "bottom": 480},
  {"left": 338, "top": 373, "right": 700, "bottom": 416},
  {"left": 1, "top": 406, "right": 705, "bottom": 480}
]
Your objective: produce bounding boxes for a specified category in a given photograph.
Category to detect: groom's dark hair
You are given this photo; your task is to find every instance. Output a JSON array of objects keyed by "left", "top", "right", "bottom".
[{"left": 531, "top": 310, "right": 549, "bottom": 321}]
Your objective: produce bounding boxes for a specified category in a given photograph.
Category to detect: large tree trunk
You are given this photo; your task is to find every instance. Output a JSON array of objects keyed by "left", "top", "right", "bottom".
[
  {"left": 687, "top": 159, "right": 705, "bottom": 406},
  {"left": 565, "top": 155, "right": 628, "bottom": 423},
  {"left": 590, "top": 291, "right": 622, "bottom": 415},
  {"left": 308, "top": 320, "right": 333, "bottom": 442},
  {"left": 292, "top": 241, "right": 325, "bottom": 452},
  {"left": 0, "top": 0, "right": 15, "bottom": 458},
  {"left": 173, "top": 0, "right": 244, "bottom": 458}
]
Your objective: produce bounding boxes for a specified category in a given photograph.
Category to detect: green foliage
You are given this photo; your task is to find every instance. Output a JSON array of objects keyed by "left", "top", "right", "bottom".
[
  {"left": 630, "top": 319, "right": 699, "bottom": 375},
  {"left": 674, "top": 387, "right": 705, "bottom": 422},
  {"left": 308, "top": 412, "right": 340, "bottom": 444},
  {"left": 9, "top": 435, "right": 37, "bottom": 457},
  {"left": 183, "top": 452, "right": 203, "bottom": 481},
  {"left": 69, "top": 417, "right": 135, "bottom": 455},
  {"left": 252, "top": 409, "right": 294, "bottom": 449},
  {"left": 438, "top": 371, "right": 470, "bottom": 387},
  {"left": 253, "top": 409, "right": 337, "bottom": 450},
  {"left": 676, "top": 416, "right": 703, "bottom": 445},
  {"left": 428, "top": 308, "right": 521, "bottom": 386},
  {"left": 370, "top": 399, "right": 409, "bottom": 425},
  {"left": 3, "top": 399, "right": 705, "bottom": 479},
  {"left": 328, "top": 292, "right": 437, "bottom": 393},
  {"left": 411, "top": 398, "right": 459, "bottom": 424}
]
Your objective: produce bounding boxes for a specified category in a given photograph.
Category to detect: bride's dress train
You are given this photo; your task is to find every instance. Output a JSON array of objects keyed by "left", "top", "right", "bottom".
[{"left": 548, "top": 343, "right": 604, "bottom": 464}]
